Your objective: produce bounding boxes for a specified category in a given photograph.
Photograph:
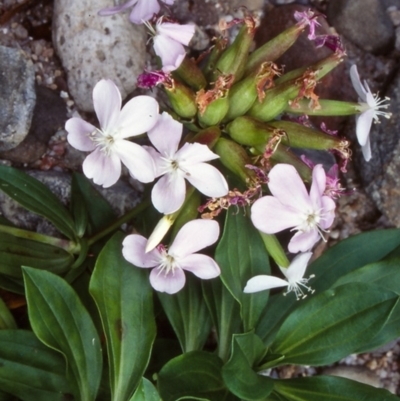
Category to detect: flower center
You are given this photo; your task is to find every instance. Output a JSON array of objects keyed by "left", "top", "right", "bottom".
[
  {"left": 90, "top": 129, "right": 116, "bottom": 156},
  {"left": 292, "top": 207, "right": 330, "bottom": 242},
  {"left": 156, "top": 246, "right": 179, "bottom": 277},
  {"left": 285, "top": 274, "right": 315, "bottom": 300}
]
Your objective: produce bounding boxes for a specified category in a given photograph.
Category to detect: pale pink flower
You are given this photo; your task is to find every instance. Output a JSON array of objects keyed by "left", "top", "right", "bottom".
[
  {"left": 293, "top": 9, "right": 321, "bottom": 40},
  {"left": 350, "top": 64, "right": 391, "bottom": 161},
  {"left": 244, "top": 252, "right": 314, "bottom": 300},
  {"left": 66, "top": 79, "right": 158, "bottom": 188},
  {"left": 122, "top": 219, "right": 221, "bottom": 294},
  {"left": 148, "top": 18, "right": 195, "bottom": 72},
  {"left": 146, "top": 112, "right": 229, "bottom": 214},
  {"left": 98, "top": 0, "right": 174, "bottom": 24},
  {"left": 251, "top": 164, "right": 336, "bottom": 253}
]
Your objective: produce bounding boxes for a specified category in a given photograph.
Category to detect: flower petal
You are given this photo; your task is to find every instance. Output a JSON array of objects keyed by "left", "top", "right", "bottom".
[
  {"left": 122, "top": 234, "right": 162, "bottom": 267},
  {"left": 147, "top": 112, "right": 182, "bottom": 155},
  {"left": 251, "top": 196, "right": 304, "bottom": 234},
  {"left": 284, "top": 252, "right": 313, "bottom": 283},
  {"left": 185, "top": 163, "right": 228, "bottom": 197},
  {"left": 92, "top": 79, "right": 122, "bottom": 131},
  {"left": 98, "top": 0, "right": 138, "bottom": 15},
  {"left": 350, "top": 65, "right": 367, "bottom": 101},
  {"left": 288, "top": 230, "right": 320, "bottom": 253},
  {"left": 65, "top": 118, "right": 97, "bottom": 151},
  {"left": 244, "top": 275, "right": 288, "bottom": 293},
  {"left": 156, "top": 22, "right": 195, "bottom": 46},
  {"left": 309, "top": 164, "right": 326, "bottom": 207},
  {"left": 320, "top": 196, "right": 336, "bottom": 229},
  {"left": 361, "top": 138, "right": 372, "bottom": 162},
  {"left": 129, "top": 0, "right": 160, "bottom": 23},
  {"left": 82, "top": 148, "right": 121, "bottom": 188},
  {"left": 179, "top": 254, "right": 220, "bottom": 279},
  {"left": 149, "top": 267, "right": 186, "bottom": 294},
  {"left": 114, "top": 140, "right": 155, "bottom": 183},
  {"left": 151, "top": 173, "right": 186, "bottom": 214},
  {"left": 355, "top": 109, "right": 374, "bottom": 146},
  {"left": 176, "top": 142, "right": 219, "bottom": 165},
  {"left": 153, "top": 34, "right": 186, "bottom": 72},
  {"left": 169, "top": 219, "right": 219, "bottom": 257}
]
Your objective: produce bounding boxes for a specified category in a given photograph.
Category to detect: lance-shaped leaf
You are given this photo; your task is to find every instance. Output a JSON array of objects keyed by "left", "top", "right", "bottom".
[
  {"left": 267, "top": 282, "right": 398, "bottom": 367},
  {"left": 22, "top": 266, "right": 102, "bottom": 401},
  {"left": 0, "top": 297, "right": 16, "bottom": 329},
  {"left": 222, "top": 332, "right": 273, "bottom": 400},
  {"left": 0, "top": 165, "right": 77, "bottom": 240},
  {"left": 256, "top": 229, "right": 400, "bottom": 346},
  {"left": 130, "top": 378, "right": 161, "bottom": 401},
  {"left": 0, "top": 330, "right": 73, "bottom": 401},
  {"left": 268, "top": 376, "right": 399, "bottom": 401},
  {"left": 215, "top": 211, "right": 270, "bottom": 332},
  {"left": 90, "top": 232, "right": 156, "bottom": 401}
]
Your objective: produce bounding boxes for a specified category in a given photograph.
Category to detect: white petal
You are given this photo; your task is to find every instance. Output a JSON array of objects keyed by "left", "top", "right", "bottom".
[
  {"left": 179, "top": 254, "right": 220, "bottom": 279},
  {"left": 349, "top": 65, "right": 367, "bottom": 101},
  {"left": 309, "top": 164, "right": 326, "bottom": 207},
  {"left": 156, "top": 22, "right": 195, "bottom": 46},
  {"left": 122, "top": 234, "right": 162, "bottom": 267},
  {"left": 114, "top": 140, "right": 155, "bottom": 183},
  {"left": 362, "top": 139, "right": 372, "bottom": 162},
  {"left": 283, "top": 252, "right": 313, "bottom": 283},
  {"left": 151, "top": 173, "right": 186, "bottom": 214},
  {"left": 288, "top": 230, "right": 320, "bottom": 253},
  {"left": 98, "top": 0, "right": 138, "bottom": 15},
  {"left": 185, "top": 163, "right": 228, "bottom": 197},
  {"left": 169, "top": 219, "right": 219, "bottom": 257},
  {"left": 144, "top": 145, "right": 169, "bottom": 177},
  {"left": 129, "top": 0, "right": 160, "bottom": 23},
  {"left": 355, "top": 110, "right": 374, "bottom": 146},
  {"left": 65, "top": 118, "right": 96, "bottom": 151},
  {"left": 176, "top": 142, "right": 219, "bottom": 165},
  {"left": 244, "top": 275, "right": 288, "bottom": 293},
  {"left": 153, "top": 35, "right": 186, "bottom": 72},
  {"left": 320, "top": 196, "right": 336, "bottom": 229},
  {"left": 117, "top": 96, "right": 159, "bottom": 138},
  {"left": 92, "top": 79, "right": 122, "bottom": 131},
  {"left": 146, "top": 215, "right": 174, "bottom": 252},
  {"left": 147, "top": 112, "right": 182, "bottom": 155},
  {"left": 149, "top": 267, "right": 186, "bottom": 294},
  {"left": 82, "top": 148, "right": 121, "bottom": 188}
]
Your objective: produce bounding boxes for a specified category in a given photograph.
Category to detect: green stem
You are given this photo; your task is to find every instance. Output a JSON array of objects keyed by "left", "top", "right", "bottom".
[
  {"left": 0, "top": 224, "right": 79, "bottom": 253},
  {"left": 259, "top": 232, "right": 290, "bottom": 267},
  {"left": 87, "top": 199, "right": 152, "bottom": 247}
]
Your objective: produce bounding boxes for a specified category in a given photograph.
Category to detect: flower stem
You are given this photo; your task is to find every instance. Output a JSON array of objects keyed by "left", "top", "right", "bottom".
[{"left": 259, "top": 232, "right": 290, "bottom": 267}]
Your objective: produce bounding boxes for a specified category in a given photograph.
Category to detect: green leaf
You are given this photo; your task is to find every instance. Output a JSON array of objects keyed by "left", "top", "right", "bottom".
[
  {"left": 158, "top": 351, "right": 227, "bottom": 401},
  {"left": 158, "top": 274, "right": 212, "bottom": 353},
  {"left": 222, "top": 332, "right": 273, "bottom": 401},
  {"left": 130, "top": 378, "right": 161, "bottom": 401},
  {"left": 0, "top": 297, "right": 16, "bottom": 329},
  {"left": 89, "top": 232, "right": 156, "bottom": 401},
  {"left": 0, "top": 165, "right": 77, "bottom": 240},
  {"left": 215, "top": 211, "right": 270, "bottom": 331},
  {"left": 0, "top": 232, "right": 73, "bottom": 279},
  {"left": 0, "top": 274, "right": 25, "bottom": 294},
  {"left": 22, "top": 266, "right": 102, "bottom": 401},
  {"left": 268, "top": 282, "right": 398, "bottom": 366},
  {"left": 70, "top": 173, "right": 89, "bottom": 237},
  {"left": 268, "top": 376, "right": 400, "bottom": 401},
  {"left": 0, "top": 330, "right": 72, "bottom": 401},
  {"left": 256, "top": 229, "right": 400, "bottom": 346}
]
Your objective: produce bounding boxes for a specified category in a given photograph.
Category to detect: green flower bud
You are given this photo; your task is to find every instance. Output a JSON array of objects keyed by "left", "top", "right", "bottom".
[
  {"left": 173, "top": 57, "right": 207, "bottom": 90},
  {"left": 164, "top": 77, "right": 197, "bottom": 119},
  {"left": 202, "top": 36, "right": 228, "bottom": 81},
  {"left": 189, "top": 126, "right": 221, "bottom": 149},
  {"left": 285, "top": 99, "right": 360, "bottom": 116},
  {"left": 214, "top": 138, "right": 257, "bottom": 184}
]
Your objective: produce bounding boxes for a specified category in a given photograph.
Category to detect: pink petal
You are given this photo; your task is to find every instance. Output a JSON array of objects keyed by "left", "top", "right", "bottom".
[
  {"left": 114, "top": 140, "right": 156, "bottom": 183},
  {"left": 251, "top": 196, "right": 304, "bottom": 234},
  {"left": 117, "top": 96, "right": 159, "bottom": 138},
  {"left": 122, "top": 234, "right": 162, "bottom": 267},
  {"left": 284, "top": 252, "right": 313, "bottom": 282},
  {"left": 156, "top": 22, "right": 195, "bottom": 46},
  {"left": 143, "top": 145, "right": 169, "bottom": 177},
  {"left": 176, "top": 143, "right": 219, "bottom": 165},
  {"left": 169, "top": 219, "right": 220, "bottom": 257},
  {"left": 151, "top": 173, "right": 186, "bottom": 214},
  {"left": 288, "top": 230, "right": 320, "bottom": 253},
  {"left": 92, "top": 79, "right": 122, "bottom": 131},
  {"left": 161, "top": 0, "right": 175, "bottom": 4},
  {"left": 98, "top": 0, "right": 138, "bottom": 16},
  {"left": 82, "top": 148, "right": 121, "bottom": 188},
  {"left": 65, "top": 118, "right": 96, "bottom": 151},
  {"left": 349, "top": 65, "right": 367, "bottom": 101},
  {"left": 320, "top": 196, "right": 336, "bottom": 229},
  {"left": 309, "top": 164, "right": 326, "bottom": 207},
  {"left": 268, "top": 164, "right": 312, "bottom": 211},
  {"left": 179, "top": 254, "right": 220, "bottom": 279},
  {"left": 129, "top": 0, "right": 160, "bottom": 23},
  {"left": 153, "top": 34, "right": 186, "bottom": 72},
  {"left": 244, "top": 275, "right": 288, "bottom": 293},
  {"left": 147, "top": 112, "right": 182, "bottom": 155},
  {"left": 149, "top": 267, "right": 186, "bottom": 294},
  {"left": 355, "top": 110, "right": 373, "bottom": 146},
  {"left": 185, "top": 163, "right": 228, "bottom": 197}
]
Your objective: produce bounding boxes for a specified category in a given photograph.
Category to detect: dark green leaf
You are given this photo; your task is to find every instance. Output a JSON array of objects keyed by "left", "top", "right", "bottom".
[
  {"left": 0, "top": 274, "right": 25, "bottom": 294},
  {"left": 268, "top": 376, "right": 400, "bottom": 401},
  {"left": 215, "top": 211, "right": 270, "bottom": 332},
  {"left": 130, "top": 378, "right": 161, "bottom": 401},
  {"left": 222, "top": 332, "right": 273, "bottom": 400},
  {"left": 22, "top": 267, "right": 102, "bottom": 401},
  {"left": 268, "top": 283, "right": 398, "bottom": 366},
  {"left": 70, "top": 173, "right": 89, "bottom": 237},
  {"left": 0, "top": 330, "right": 73, "bottom": 401},
  {"left": 158, "top": 351, "right": 227, "bottom": 401},
  {"left": 158, "top": 274, "right": 212, "bottom": 353},
  {"left": 0, "top": 297, "right": 16, "bottom": 329},
  {"left": 89, "top": 232, "right": 156, "bottom": 401},
  {"left": 0, "top": 165, "right": 77, "bottom": 239}
]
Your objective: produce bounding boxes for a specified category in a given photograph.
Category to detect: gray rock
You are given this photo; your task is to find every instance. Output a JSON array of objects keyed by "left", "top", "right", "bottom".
[
  {"left": 52, "top": 0, "right": 147, "bottom": 112},
  {"left": 0, "top": 46, "right": 36, "bottom": 151},
  {"left": 326, "top": 0, "right": 395, "bottom": 54}
]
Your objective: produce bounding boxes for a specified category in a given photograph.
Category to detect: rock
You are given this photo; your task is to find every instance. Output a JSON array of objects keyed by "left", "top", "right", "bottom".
[
  {"left": 52, "top": 0, "right": 147, "bottom": 112},
  {"left": 322, "top": 365, "right": 381, "bottom": 388},
  {"left": 0, "top": 46, "right": 36, "bottom": 151},
  {"left": 326, "top": 0, "right": 395, "bottom": 54}
]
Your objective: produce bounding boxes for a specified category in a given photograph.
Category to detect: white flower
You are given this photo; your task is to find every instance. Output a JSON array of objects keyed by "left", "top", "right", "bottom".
[
  {"left": 350, "top": 64, "right": 391, "bottom": 161},
  {"left": 66, "top": 79, "right": 159, "bottom": 188},
  {"left": 244, "top": 252, "right": 314, "bottom": 300}
]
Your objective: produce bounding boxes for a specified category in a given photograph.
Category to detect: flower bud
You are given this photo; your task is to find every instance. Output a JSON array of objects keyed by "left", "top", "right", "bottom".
[
  {"left": 189, "top": 126, "right": 221, "bottom": 149},
  {"left": 202, "top": 36, "right": 228, "bottom": 81},
  {"left": 285, "top": 99, "right": 360, "bottom": 116},
  {"left": 163, "top": 77, "right": 197, "bottom": 119},
  {"left": 173, "top": 57, "right": 207, "bottom": 90},
  {"left": 214, "top": 138, "right": 257, "bottom": 184}
]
